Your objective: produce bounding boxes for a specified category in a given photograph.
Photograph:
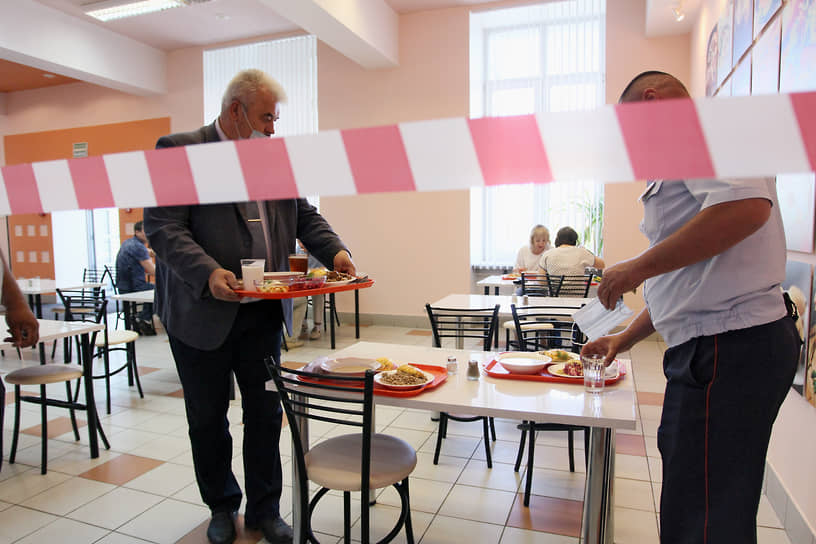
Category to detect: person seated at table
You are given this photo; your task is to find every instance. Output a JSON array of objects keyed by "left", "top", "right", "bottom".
[
  {"left": 0, "top": 253, "right": 40, "bottom": 471},
  {"left": 514, "top": 225, "right": 552, "bottom": 273},
  {"left": 115, "top": 220, "right": 156, "bottom": 336},
  {"left": 539, "top": 226, "right": 604, "bottom": 276}
]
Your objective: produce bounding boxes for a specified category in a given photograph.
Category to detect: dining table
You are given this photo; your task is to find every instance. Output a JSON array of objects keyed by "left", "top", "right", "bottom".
[
  {"left": 16, "top": 279, "right": 106, "bottom": 319},
  {"left": 273, "top": 341, "right": 636, "bottom": 544},
  {"left": 0, "top": 319, "right": 106, "bottom": 457},
  {"left": 477, "top": 274, "right": 518, "bottom": 295}
]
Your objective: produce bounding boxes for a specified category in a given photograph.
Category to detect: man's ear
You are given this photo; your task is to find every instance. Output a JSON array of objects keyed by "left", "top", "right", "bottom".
[{"left": 229, "top": 100, "right": 241, "bottom": 120}]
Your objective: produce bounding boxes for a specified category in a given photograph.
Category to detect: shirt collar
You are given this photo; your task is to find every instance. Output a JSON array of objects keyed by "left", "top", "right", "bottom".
[{"left": 215, "top": 118, "right": 228, "bottom": 142}]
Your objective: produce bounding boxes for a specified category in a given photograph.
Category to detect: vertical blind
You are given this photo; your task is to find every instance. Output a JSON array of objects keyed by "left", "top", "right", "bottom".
[
  {"left": 469, "top": 0, "right": 606, "bottom": 268},
  {"left": 203, "top": 35, "right": 318, "bottom": 138}
]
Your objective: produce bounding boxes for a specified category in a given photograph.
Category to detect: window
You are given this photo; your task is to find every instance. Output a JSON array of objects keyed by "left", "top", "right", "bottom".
[{"left": 469, "top": 0, "right": 606, "bottom": 267}]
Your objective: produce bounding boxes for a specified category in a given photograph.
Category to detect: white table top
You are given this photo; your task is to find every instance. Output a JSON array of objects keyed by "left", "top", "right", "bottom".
[
  {"left": 111, "top": 290, "right": 155, "bottom": 303},
  {"left": 299, "top": 342, "right": 637, "bottom": 430},
  {"left": 432, "top": 293, "right": 590, "bottom": 316},
  {"left": 0, "top": 319, "right": 104, "bottom": 349},
  {"left": 17, "top": 279, "right": 105, "bottom": 295},
  {"left": 476, "top": 275, "right": 517, "bottom": 287}
]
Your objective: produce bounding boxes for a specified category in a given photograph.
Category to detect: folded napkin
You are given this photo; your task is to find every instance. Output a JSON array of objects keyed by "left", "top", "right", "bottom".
[
  {"left": 605, "top": 360, "right": 619, "bottom": 378},
  {"left": 301, "top": 356, "right": 330, "bottom": 375}
]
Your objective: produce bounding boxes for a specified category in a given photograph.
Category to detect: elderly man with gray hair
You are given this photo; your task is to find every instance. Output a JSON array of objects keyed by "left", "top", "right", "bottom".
[{"left": 144, "top": 69, "right": 355, "bottom": 544}]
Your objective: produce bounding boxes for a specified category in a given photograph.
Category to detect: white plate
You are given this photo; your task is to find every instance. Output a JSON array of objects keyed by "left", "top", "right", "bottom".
[
  {"left": 539, "top": 349, "right": 580, "bottom": 362},
  {"left": 548, "top": 361, "right": 619, "bottom": 379},
  {"left": 265, "top": 271, "right": 304, "bottom": 280},
  {"left": 326, "top": 277, "right": 356, "bottom": 286},
  {"left": 497, "top": 352, "right": 552, "bottom": 375},
  {"left": 374, "top": 369, "right": 434, "bottom": 390},
  {"left": 320, "top": 357, "right": 381, "bottom": 376}
]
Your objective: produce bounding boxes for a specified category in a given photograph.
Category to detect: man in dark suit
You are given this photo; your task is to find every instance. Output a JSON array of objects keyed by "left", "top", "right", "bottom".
[{"left": 144, "top": 69, "right": 355, "bottom": 544}]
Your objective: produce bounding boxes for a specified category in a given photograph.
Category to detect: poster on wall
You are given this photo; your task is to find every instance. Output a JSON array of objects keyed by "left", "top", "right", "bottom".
[
  {"left": 755, "top": 0, "right": 783, "bottom": 37},
  {"left": 730, "top": 58, "right": 751, "bottom": 95},
  {"left": 751, "top": 16, "right": 781, "bottom": 94},
  {"left": 780, "top": 0, "right": 816, "bottom": 92},
  {"left": 706, "top": 24, "right": 719, "bottom": 96},
  {"left": 733, "top": 0, "right": 754, "bottom": 64},
  {"left": 784, "top": 260, "right": 812, "bottom": 398},
  {"left": 777, "top": 173, "right": 816, "bottom": 252},
  {"left": 718, "top": 0, "right": 735, "bottom": 87}
]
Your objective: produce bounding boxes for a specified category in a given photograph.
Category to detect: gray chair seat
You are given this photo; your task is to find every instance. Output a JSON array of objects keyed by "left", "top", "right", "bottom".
[{"left": 306, "top": 433, "right": 416, "bottom": 491}]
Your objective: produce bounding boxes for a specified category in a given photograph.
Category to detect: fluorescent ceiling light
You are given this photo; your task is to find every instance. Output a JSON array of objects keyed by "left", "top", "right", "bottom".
[{"left": 83, "top": 0, "right": 186, "bottom": 22}]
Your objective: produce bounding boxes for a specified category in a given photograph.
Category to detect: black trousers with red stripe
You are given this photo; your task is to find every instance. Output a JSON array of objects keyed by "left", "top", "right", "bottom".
[{"left": 658, "top": 316, "right": 799, "bottom": 544}]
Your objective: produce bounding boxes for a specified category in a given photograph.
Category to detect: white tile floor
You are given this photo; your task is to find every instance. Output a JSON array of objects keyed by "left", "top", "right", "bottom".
[{"left": 0, "top": 318, "right": 793, "bottom": 544}]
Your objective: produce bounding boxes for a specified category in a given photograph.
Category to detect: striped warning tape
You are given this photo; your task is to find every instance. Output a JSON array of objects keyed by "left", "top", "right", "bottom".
[{"left": 1, "top": 91, "right": 814, "bottom": 216}]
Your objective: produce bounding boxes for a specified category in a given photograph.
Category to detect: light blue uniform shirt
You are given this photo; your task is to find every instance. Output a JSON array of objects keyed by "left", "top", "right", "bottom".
[{"left": 640, "top": 178, "right": 787, "bottom": 347}]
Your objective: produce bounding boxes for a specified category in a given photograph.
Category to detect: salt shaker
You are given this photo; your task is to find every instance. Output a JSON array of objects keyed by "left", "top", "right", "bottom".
[
  {"left": 446, "top": 355, "right": 458, "bottom": 375},
  {"left": 467, "top": 359, "right": 480, "bottom": 381}
]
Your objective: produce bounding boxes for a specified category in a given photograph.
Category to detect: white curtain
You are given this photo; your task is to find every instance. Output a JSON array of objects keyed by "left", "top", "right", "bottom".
[
  {"left": 203, "top": 35, "right": 317, "bottom": 138},
  {"left": 469, "top": 0, "right": 606, "bottom": 267}
]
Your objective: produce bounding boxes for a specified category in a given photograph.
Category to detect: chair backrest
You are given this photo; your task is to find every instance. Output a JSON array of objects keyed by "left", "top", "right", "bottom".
[
  {"left": 265, "top": 359, "right": 375, "bottom": 532},
  {"left": 57, "top": 288, "right": 106, "bottom": 323},
  {"left": 520, "top": 272, "right": 551, "bottom": 297},
  {"left": 103, "top": 265, "right": 120, "bottom": 295},
  {"left": 83, "top": 268, "right": 107, "bottom": 284},
  {"left": 547, "top": 274, "right": 592, "bottom": 298},
  {"left": 425, "top": 304, "right": 499, "bottom": 351},
  {"left": 511, "top": 304, "right": 586, "bottom": 352}
]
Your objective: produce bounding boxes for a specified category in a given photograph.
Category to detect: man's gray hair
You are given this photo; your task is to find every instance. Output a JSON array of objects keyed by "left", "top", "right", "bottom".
[{"left": 221, "top": 69, "right": 287, "bottom": 112}]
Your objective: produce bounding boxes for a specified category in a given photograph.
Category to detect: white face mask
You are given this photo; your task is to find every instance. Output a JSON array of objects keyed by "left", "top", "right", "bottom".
[{"left": 236, "top": 105, "right": 269, "bottom": 140}]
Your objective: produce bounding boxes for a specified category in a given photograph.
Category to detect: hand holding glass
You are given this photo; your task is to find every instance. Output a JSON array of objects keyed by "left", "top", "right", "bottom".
[{"left": 582, "top": 353, "right": 606, "bottom": 393}]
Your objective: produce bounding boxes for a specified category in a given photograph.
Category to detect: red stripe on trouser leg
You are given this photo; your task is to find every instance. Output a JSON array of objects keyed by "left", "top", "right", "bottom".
[{"left": 703, "top": 336, "right": 719, "bottom": 544}]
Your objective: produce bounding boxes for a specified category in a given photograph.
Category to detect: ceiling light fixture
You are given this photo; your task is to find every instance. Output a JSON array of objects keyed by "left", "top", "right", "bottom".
[
  {"left": 82, "top": 0, "right": 186, "bottom": 22},
  {"left": 672, "top": 3, "right": 686, "bottom": 22}
]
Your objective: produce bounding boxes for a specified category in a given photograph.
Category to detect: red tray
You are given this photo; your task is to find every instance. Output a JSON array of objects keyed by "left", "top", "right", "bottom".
[
  {"left": 484, "top": 359, "right": 626, "bottom": 385},
  {"left": 235, "top": 279, "right": 374, "bottom": 299},
  {"left": 297, "top": 363, "right": 447, "bottom": 398}
]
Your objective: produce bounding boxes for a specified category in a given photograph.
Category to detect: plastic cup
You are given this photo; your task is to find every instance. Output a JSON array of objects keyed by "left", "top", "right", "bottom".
[
  {"left": 582, "top": 354, "right": 606, "bottom": 393},
  {"left": 289, "top": 254, "right": 308, "bottom": 274},
  {"left": 241, "top": 259, "right": 265, "bottom": 292}
]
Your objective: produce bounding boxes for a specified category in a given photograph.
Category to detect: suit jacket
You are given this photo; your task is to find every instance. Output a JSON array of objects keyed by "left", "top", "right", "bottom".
[{"left": 143, "top": 122, "right": 347, "bottom": 350}]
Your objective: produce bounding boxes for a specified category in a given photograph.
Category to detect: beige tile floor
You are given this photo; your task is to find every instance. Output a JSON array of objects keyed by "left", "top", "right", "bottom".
[{"left": 0, "top": 318, "right": 791, "bottom": 544}]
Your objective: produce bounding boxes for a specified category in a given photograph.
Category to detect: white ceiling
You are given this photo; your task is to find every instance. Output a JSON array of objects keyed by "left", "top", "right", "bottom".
[{"left": 2, "top": 0, "right": 697, "bottom": 95}]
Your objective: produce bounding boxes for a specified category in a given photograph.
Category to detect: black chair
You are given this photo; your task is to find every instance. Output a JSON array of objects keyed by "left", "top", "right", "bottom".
[
  {"left": 425, "top": 303, "right": 499, "bottom": 468},
  {"left": 266, "top": 360, "right": 416, "bottom": 544},
  {"left": 4, "top": 297, "right": 111, "bottom": 474},
  {"left": 519, "top": 272, "right": 551, "bottom": 297},
  {"left": 104, "top": 264, "right": 126, "bottom": 329},
  {"left": 546, "top": 274, "right": 593, "bottom": 298},
  {"left": 510, "top": 303, "right": 589, "bottom": 506}
]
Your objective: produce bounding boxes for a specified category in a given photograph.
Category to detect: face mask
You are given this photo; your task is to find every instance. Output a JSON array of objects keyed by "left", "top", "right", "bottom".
[
  {"left": 572, "top": 297, "right": 634, "bottom": 341},
  {"left": 236, "top": 105, "right": 269, "bottom": 140}
]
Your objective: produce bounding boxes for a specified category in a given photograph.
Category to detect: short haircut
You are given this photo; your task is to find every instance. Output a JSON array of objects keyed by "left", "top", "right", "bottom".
[
  {"left": 618, "top": 70, "right": 689, "bottom": 103},
  {"left": 555, "top": 226, "right": 579, "bottom": 247},
  {"left": 529, "top": 225, "right": 550, "bottom": 249},
  {"left": 134, "top": 220, "right": 144, "bottom": 232},
  {"left": 221, "top": 69, "right": 287, "bottom": 113}
]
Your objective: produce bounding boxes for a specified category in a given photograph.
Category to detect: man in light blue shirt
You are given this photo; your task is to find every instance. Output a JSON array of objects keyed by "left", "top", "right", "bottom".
[{"left": 583, "top": 71, "right": 799, "bottom": 544}]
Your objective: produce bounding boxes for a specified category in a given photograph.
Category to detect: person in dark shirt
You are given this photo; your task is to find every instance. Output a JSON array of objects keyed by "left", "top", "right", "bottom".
[{"left": 115, "top": 221, "right": 156, "bottom": 335}]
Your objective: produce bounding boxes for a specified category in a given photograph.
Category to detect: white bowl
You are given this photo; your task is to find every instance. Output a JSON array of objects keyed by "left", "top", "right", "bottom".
[
  {"left": 497, "top": 352, "right": 552, "bottom": 375},
  {"left": 320, "top": 357, "right": 381, "bottom": 376}
]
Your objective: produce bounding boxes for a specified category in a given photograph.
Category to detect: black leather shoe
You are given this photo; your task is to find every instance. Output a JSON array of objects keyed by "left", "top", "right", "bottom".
[
  {"left": 206, "top": 511, "right": 236, "bottom": 544},
  {"left": 246, "top": 515, "right": 293, "bottom": 544}
]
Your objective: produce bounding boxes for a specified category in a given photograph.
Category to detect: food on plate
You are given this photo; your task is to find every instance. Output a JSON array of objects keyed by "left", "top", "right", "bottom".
[
  {"left": 257, "top": 280, "right": 289, "bottom": 293},
  {"left": 376, "top": 357, "right": 396, "bottom": 371},
  {"left": 379, "top": 371, "right": 428, "bottom": 386},
  {"left": 307, "top": 268, "right": 328, "bottom": 278},
  {"left": 543, "top": 349, "right": 574, "bottom": 362},
  {"left": 562, "top": 361, "right": 583, "bottom": 377},
  {"left": 397, "top": 364, "right": 425, "bottom": 378},
  {"left": 326, "top": 270, "right": 356, "bottom": 282}
]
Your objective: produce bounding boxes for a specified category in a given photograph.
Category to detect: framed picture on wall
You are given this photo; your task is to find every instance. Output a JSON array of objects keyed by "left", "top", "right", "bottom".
[
  {"left": 730, "top": 58, "right": 751, "bottom": 95},
  {"left": 751, "top": 16, "right": 781, "bottom": 94},
  {"left": 754, "top": 0, "right": 783, "bottom": 37},
  {"left": 733, "top": 0, "right": 754, "bottom": 64},
  {"left": 777, "top": 173, "right": 816, "bottom": 253},
  {"left": 718, "top": 0, "right": 735, "bottom": 87},
  {"left": 706, "top": 24, "right": 719, "bottom": 96},
  {"left": 780, "top": 0, "right": 816, "bottom": 92},
  {"left": 785, "top": 260, "right": 812, "bottom": 398}
]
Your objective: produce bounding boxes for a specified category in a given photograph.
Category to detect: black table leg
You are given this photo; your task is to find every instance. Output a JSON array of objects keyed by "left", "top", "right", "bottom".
[
  {"left": 123, "top": 301, "right": 135, "bottom": 386},
  {"left": 484, "top": 286, "right": 489, "bottom": 295},
  {"left": 355, "top": 290, "right": 360, "bottom": 339},
  {"left": 81, "top": 332, "right": 100, "bottom": 458},
  {"left": 494, "top": 287, "right": 499, "bottom": 295},
  {"left": 330, "top": 293, "right": 336, "bottom": 349}
]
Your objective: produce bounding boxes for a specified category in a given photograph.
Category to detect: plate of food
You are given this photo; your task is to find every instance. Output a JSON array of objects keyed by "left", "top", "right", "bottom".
[
  {"left": 320, "top": 357, "right": 381, "bottom": 376},
  {"left": 325, "top": 270, "right": 357, "bottom": 286},
  {"left": 264, "top": 271, "right": 304, "bottom": 280},
  {"left": 548, "top": 360, "right": 619, "bottom": 379},
  {"left": 496, "top": 352, "right": 552, "bottom": 375},
  {"left": 540, "top": 349, "right": 580, "bottom": 362},
  {"left": 374, "top": 364, "right": 434, "bottom": 390}
]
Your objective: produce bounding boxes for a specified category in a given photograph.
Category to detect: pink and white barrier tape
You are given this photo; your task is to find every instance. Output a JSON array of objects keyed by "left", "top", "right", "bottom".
[{"left": 1, "top": 92, "right": 815, "bottom": 215}]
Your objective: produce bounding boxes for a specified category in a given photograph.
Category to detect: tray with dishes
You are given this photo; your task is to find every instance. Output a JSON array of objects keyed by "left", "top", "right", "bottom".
[
  {"left": 484, "top": 349, "right": 626, "bottom": 385},
  {"left": 296, "top": 357, "right": 447, "bottom": 397},
  {"left": 234, "top": 277, "right": 374, "bottom": 299},
  {"left": 501, "top": 273, "right": 521, "bottom": 280}
]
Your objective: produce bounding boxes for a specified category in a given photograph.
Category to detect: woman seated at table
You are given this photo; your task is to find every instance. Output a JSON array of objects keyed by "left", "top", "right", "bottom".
[
  {"left": 514, "top": 225, "right": 552, "bottom": 273},
  {"left": 539, "top": 226, "right": 604, "bottom": 276}
]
